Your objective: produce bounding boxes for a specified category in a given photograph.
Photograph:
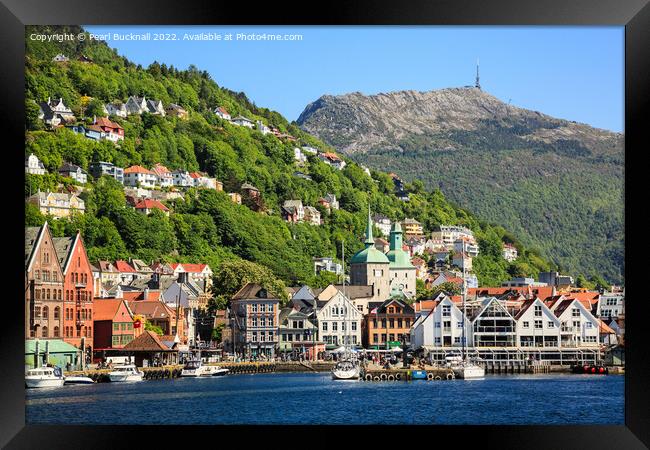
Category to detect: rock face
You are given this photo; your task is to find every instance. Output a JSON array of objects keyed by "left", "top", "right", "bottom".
[
  {"left": 297, "top": 87, "right": 624, "bottom": 284},
  {"left": 297, "top": 87, "right": 621, "bottom": 156}
]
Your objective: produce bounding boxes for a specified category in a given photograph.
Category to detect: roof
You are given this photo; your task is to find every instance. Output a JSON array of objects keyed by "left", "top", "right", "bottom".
[
  {"left": 25, "top": 339, "right": 79, "bottom": 354},
  {"left": 124, "top": 165, "right": 154, "bottom": 175},
  {"left": 599, "top": 319, "right": 616, "bottom": 334},
  {"left": 241, "top": 182, "right": 259, "bottom": 191},
  {"left": 93, "top": 299, "right": 130, "bottom": 321},
  {"left": 114, "top": 260, "right": 137, "bottom": 273},
  {"left": 134, "top": 199, "right": 170, "bottom": 212},
  {"left": 59, "top": 162, "right": 85, "bottom": 173},
  {"left": 123, "top": 330, "right": 174, "bottom": 352},
  {"left": 51, "top": 236, "right": 76, "bottom": 272},
  {"left": 319, "top": 152, "right": 341, "bottom": 161},
  {"left": 169, "top": 263, "right": 210, "bottom": 273},
  {"left": 94, "top": 116, "right": 123, "bottom": 130},
  {"left": 232, "top": 283, "right": 278, "bottom": 301},
  {"left": 312, "top": 284, "right": 374, "bottom": 300},
  {"left": 127, "top": 300, "right": 174, "bottom": 319},
  {"left": 151, "top": 163, "right": 171, "bottom": 175},
  {"left": 25, "top": 226, "right": 42, "bottom": 268}
]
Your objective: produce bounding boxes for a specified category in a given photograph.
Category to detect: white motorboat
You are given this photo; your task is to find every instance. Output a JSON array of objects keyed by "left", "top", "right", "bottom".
[
  {"left": 25, "top": 366, "right": 65, "bottom": 388},
  {"left": 454, "top": 362, "right": 485, "bottom": 379},
  {"left": 331, "top": 359, "right": 360, "bottom": 380},
  {"left": 64, "top": 375, "right": 95, "bottom": 385},
  {"left": 108, "top": 364, "right": 144, "bottom": 382},
  {"left": 211, "top": 367, "right": 230, "bottom": 377},
  {"left": 180, "top": 359, "right": 226, "bottom": 377}
]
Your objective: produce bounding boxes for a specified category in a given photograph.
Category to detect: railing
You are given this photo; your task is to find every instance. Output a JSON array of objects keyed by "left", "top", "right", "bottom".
[
  {"left": 474, "top": 326, "right": 515, "bottom": 333},
  {"left": 442, "top": 327, "right": 452, "bottom": 332},
  {"left": 561, "top": 326, "right": 575, "bottom": 333}
]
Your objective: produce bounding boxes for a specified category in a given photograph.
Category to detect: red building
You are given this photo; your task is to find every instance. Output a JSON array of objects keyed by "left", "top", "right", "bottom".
[
  {"left": 94, "top": 116, "right": 125, "bottom": 139},
  {"left": 53, "top": 231, "right": 94, "bottom": 354},
  {"left": 25, "top": 222, "right": 65, "bottom": 340},
  {"left": 92, "top": 299, "right": 139, "bottom": 361}
]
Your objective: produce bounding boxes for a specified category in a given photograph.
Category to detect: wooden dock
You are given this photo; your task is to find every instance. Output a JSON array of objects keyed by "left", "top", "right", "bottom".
[{"left": 360, "top": 364, "right": 456, "bottom": 381}]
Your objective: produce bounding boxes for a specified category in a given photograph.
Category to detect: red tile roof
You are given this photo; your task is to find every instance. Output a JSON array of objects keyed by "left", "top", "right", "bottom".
[
  {"left": 134, "top": 199, "right": 170, "bottom": 212},
  {"left": 114, "top": 260, "right": 137, "bottom": 273},
  {"left": 95, "top": 116, "right": 123, "bottom": 130},
  {"left": 93, "top": 299, "right": 127, "bottom": 321},
  {"left": 125, "top": 165, "right": 154, "bottom": 175}
]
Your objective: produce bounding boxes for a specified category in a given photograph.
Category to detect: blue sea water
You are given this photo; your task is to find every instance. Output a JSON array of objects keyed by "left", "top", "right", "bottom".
[{"left": 25, "top": 372, "right": 624, "bottom": 425}]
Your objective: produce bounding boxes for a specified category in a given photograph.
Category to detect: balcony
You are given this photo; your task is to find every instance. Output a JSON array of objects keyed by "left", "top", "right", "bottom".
[
  {"left": 76, "top": 320, "right": 85, "bottom": 328},
  {"left": 560, "top": 326, "right": 575, "bottom": 333},
  {"left": 442, "top": 327, "right": 452, "bottom": 333},
  {"left": 474, "top": 326, "right": 515, "bottom": 333}
]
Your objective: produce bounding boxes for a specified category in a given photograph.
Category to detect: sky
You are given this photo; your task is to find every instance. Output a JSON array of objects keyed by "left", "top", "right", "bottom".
[{"left": 85, "top": 26, "right": 624, "bottom": 132}]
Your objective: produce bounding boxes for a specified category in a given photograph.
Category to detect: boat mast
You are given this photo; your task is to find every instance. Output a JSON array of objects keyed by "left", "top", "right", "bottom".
[{"left": 462, "top": 245, "right": 467, "bottom": 362}]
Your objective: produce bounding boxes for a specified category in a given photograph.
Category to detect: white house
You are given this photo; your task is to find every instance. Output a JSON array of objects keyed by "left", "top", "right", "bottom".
[
  {"left": 172, "top": 170, "right": 194, "bottom": 187},
  {"left": 123, "top": 165, "right": 157, "bottom": 188},
  {"left": 58, "top": 162, "right": 88, "bottom": 184},
  {"left": 503, "top": 243, "right": 518, "bottom": 262},
  {"left": 38, "top": 97, "right": 75, "bottom": 126},
  {"left": 454, "top": 237, "right": 479, "bottom": 257},
  {"left": 411, "top": 295, "right": 470, "bottom": 349},
  {"left": 515, "top": 298, "right": 561, "bottom": 348},
  {"left": 25, "top": 154, "right": 46, "bottom": 175},
  {"left": 125, "top": 96, "right": 165, "bottom": 116},
  {"left": 596, "top": 292, "right": 625, "bottom": 320},
  {"left": 432, "top": 225, "right": 475, "bottom": 251},
  {"left": 104, "top": 102, "right": 128, "bottom": 118},
  {"left": 232, "top": 116, "right": 255, "bottom": 128},
  {"left": 313, "top": 257, "right": 343, "bottom": 276},
  {"left": 256, "top": 120, "right": 271, "bottom": 135},
  {"left": 293, "top": 147, "right": 308, "bottom": 164},
  {"left": 151, "top": 163, "right": 174, "bottom": 187},
  {"left": 283, "top": 200, "right": 305, "bottom": 222},
  {"left": 52, "top": 53, "right": 69, "bottom": 62},
  {"left": 316, "top": 291, "right": 363, "bottom": 349},
  {"left": 373, "top": 214, "right": 392, "bottom": 237},
  {"left": 213, "top": 106, "right": 231, "bottom": 121},
  {"left": 549, "top": 298, "right": 600, "bottom": 347},
  {"left": 469, "top": 297, "right": 518, "bottom": 348}
]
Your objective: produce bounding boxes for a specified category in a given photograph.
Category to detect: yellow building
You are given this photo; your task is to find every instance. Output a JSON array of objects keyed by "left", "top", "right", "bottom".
[
  {"left": 402, "top": 218, "right": 423, "bottom": 238},
  {"left": 28, "top": 191, "right": 85, "bottom": 218}
]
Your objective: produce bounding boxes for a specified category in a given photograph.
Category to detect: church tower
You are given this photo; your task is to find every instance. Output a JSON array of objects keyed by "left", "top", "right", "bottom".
[
  {"left": 350, "top": 210, "right": 390, "bottom": 301},
  {"left": 386, "top": 222, "right": 417, "bottom": 297}
]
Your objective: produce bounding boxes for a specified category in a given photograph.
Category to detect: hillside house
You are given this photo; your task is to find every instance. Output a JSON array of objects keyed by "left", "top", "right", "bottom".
[
  {"left": 58, "top": 163, "right": 88, "bottom": 184},
  {"left": 25, "top": 154, "right": 47, "bottom": 175},
  {"left": 124, "top": 165, "right": 157, "bottom": 188},
  {"left": 28, "top": 191, "right": 85, "bottom": 218}
]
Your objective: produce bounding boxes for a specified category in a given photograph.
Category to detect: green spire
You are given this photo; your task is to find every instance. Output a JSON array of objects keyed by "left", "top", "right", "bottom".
[{"left": 364, "top": 207, "right": 374, "bottom": 246}]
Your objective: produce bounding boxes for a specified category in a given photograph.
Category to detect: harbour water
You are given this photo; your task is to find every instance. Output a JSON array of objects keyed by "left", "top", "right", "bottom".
[{"left": 26, "top": 373, "right": 624, "bottom": 425}]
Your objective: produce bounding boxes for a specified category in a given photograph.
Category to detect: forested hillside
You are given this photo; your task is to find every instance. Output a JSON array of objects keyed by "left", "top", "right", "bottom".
[{"left": 25, "top": 25, "right": 561, "bottom": 293}]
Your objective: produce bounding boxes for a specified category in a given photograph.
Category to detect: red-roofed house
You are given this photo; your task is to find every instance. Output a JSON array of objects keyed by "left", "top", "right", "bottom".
[
  {"left": 151, "top": 163, "right": 173, "bottom": 187},
  {"left": 114, "top": 260, "right": 138, "bottom": 284},
  {"left": 124, "top": 165, "right": 157, "bottom": 188},
  {"left": 317, "top": 152, "right": 346, "bottom": 169},
  {"left": 93, "top": 116, "right": 124, "bottom": 141},
  {"left": 170, "top": 263, "right": 213, "bottom": 289},
  {"left": 134, "top": 199, "right": 170, "bottom": 216},
  {"left": 92, "top": 299, "right": 139, "bottom": 360}
]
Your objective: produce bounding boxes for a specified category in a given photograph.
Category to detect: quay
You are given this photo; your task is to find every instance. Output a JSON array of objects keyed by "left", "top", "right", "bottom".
[{"left": 361, "top": 364, "right": 456, "bottom": 381}]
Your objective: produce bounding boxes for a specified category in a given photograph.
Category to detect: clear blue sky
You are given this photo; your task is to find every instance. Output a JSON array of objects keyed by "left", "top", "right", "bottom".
[{"left": 85, "top": 26, "right": 624, "bottom": 132}]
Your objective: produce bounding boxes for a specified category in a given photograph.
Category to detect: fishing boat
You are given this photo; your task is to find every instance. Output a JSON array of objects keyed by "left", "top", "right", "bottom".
[
  {"left": 25, "top": 366, "right": 65, "bottom": 388},
  {"left": 453, "top": 252, "right": 486, "bottom": 380},
  {"left": 211, "top": 367, "right": 230, "bottom": 377},
  {"left": 331, "top": 239, "right": 361, "bottom": 381},
  {"left": 64, "top": 375, "right": 95, "bottom": 385},
  {"left": 108, "top": 364, "right": 144, "bottom": 382}
]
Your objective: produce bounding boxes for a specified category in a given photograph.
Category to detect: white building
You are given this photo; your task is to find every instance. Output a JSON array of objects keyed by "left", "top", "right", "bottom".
[
  {"left": 213, "top": 106, "right": 231, "bottom": 121},
  {"left": 411, "top": 295, "right": 470, "bottom": 349},
  {"left": 171, "top": 170, "right": 194, "bottom": 187},
  {"left": 597, "top": 292, "right": 625, "bottom": 320},
  {"left": 104, "top": 102, "right": 128, "bottom": 118},
  {"left": 27, "top": 191, "right": 85, "bottom": 218},
  {"left": 454, "top": 238, "right": 479, "bottom": 257},
  {"left": 25, "top": 154, "right": 46, "bottom": 175},
  {"left": 151, "top": 163, "right": 174, "bottom": 187},
  {"left": 58, "top": 162, "right": 88, "bottom": 184},
  {"left": 316, "top": 291, "right": 363, "bottom": 349},
  {"left": 515, "top": 298, "right": 561, "bottom": 347},
  {"left": 548, "top": 298, "right": 600, "bottom": 347},
  {"left": 432, "top": 225, "right": 476, "bottom": 250},
  {"left": 503, "top": 243, "right": 518, "bottom": 262},
  {"left": 314, "top": 257, "right": 343, "bottom": 276},
  {"left": 232, "top": 116, "right": 255, "bottom": 128},
  {"left": 256, "top": 120, "right": 271, "bottom": 135},
  {"left": 125, "top": 96, "right": 165, "bottom": 116},
  {"left": 293, "top": 147, "right": 308, "bottom": 164},
  {"left": 52, "top": 53, "right": 69, "bottom": 62},
  {"left": 123, "top": 165, "right": 157, "bottom": 188},
  {"left": 373, "top": 214, "right": 392, "bottom": 237}
]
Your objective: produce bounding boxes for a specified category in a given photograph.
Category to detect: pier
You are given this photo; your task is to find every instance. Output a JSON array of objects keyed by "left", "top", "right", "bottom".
[{"left": 360, "top": 364, "right": 456, "bottom": 381}]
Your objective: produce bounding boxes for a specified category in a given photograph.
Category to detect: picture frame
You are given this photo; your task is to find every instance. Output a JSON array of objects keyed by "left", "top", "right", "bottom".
[{"left": 2, "top": 0, "right": 647, "bottom": 447}]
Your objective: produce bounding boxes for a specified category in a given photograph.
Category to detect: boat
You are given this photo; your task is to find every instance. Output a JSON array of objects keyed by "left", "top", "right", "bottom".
[
  {"left": 108, "top": 364, "right": 144, "bottom": 382},
  {"left": 64, "top": 375, "right": 95, "bottom": 385},
  {"left": 180, "top": 359, "right": 228, "bottom": 377},
  {"left": 25, "top": 366, "right": 65, "bottom": 388},
  {"left": 452, "top": 253, "right": 486, "bottom": 380},
  {"left": 211, "top": 367, "right": 230, "bottom": 377},
  {"left": 331, "top": 239, "right": 361, "bottom": 381}
]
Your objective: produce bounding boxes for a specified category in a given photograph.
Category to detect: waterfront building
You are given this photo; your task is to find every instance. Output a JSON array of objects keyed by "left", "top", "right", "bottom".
[
  {"left": 121, "top": 330, "right": 179, "bottom": 366},
  {"left": 468, "top": 297, "right": 518, "bottom": 348},
  {"left": 596, "top": 292, "right": 625, "bottom": 320},
  {"left": 315, "top": 290, "right": 362, "bottom": 350},
  {"left": 25, "top": 339, "right": 80, "bottom": 370},
  {"left": 514, "top": 298, "right": 561, "bottom": 347},
  {"left": 314, "top": 284, "right": 375, "bottom": 315},
  {"left": 92, "top": 299, "right": 137, "bottom": 360},
  {"left": 128, "top": 300, "right": 184, "bottom": 338},
  {"left": 25, "top": 222, "right": 65, "bottom": 341},
  {"left": 230, "top": 283, "right": 280, "bottom": 358},
  {"left": 278, "top": 308, "right": 323, "bottom": 360},
  {"left": 364, "top": 296, "right": 415, "bottom": 349},
  {"left": 410, "top": 294, "right": 469, "bottom": 350},
  {"left": 52, "top": 231, "right": 94, "bottom": 355},
  {"left": 547, "top": 298, "right": 600, "bottom": 347}
]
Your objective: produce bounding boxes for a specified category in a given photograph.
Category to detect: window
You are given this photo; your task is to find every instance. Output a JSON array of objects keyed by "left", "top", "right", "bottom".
[
  {"left": 298, "top": 321, "right": 304, "bottom": 329},
  {"left": 287, "top": 333, "right": 293, "bottom": 342},
  {"left": 268, "top": 331, "right": 273, "bottom": 341},
  {"left": 260, "top": 318, "right": 266, "bottom": 327},
  {"left": 534, "top": 305, "right": 542, "bottom": 317},
  {"left": 322, "top": 322, "right": 328, "bottom": 331},
  {"left": 454, "top": 337, "right": 461, "bottom": 344},
  {"left": 435, "top": 322, "right": 441, "bottom": 328},
  {"left": 373, "top": 269, "right": 383, "bottom": 277},
  {"left": 585, "top": 322, "right": 593, "bottom": 329},
  {"left": 35, "top": 270, "right": 40, "bottom": 280},
  {"left": 372, "top": 319, "right": 377, "bottom": 328},
  {"left": 534, "top": 320, "right": 543, "bottom": 329},
  {"left": 389, "top": 318, "right": 395, "bottom": 328},
  {"left": 381, "top": 334, "right": 387, "bottom": 343},
  {"left": 113, "top": 323, "right": 119, "bottom": 331},
  {"left": 41, "top": 326, "right": 48, "bottom": 338},
  {"left": 405, "top": 319, "right": 410, "bottom": 327},
  {"left": 523, "top": 321, "right": 529, "bottom": 329},
  {"left": 352, "top": 336, "right": 357, "bottom": 345},
  {"left": 352, "top": 322, "right": 357, "bottom": 331},
  {"left": 373, "top": 334, "right": 378, "bottom": 343},
  {"left": 398, "top": 319, "right": 403, "bottom": 328},
  {"left": 442, "top": 305, "right": 451, "bottom": 317},
  {"left": 54, "top": 307, "right": 60, "bottom": 319},
  {"left": 53, "top": 326, "right": 60, "bottom": 337},
  {"left": 34, "top": 306, "right": 41, "bottom": 319},
  {"left": 389, "top": 334, "right": 395, "bottom": 342},
  {"left": 381, "top": 318, "right": 387, "bottom": 328},
  {"left": 332, "top": 322, "right": 337, "bottom": 331},
  {"left": 435, "top": 337, "right": 441, "bottom": 344},
  {"left": 572, "top": 308, "right": 580, "bottom": 318},
  {"left": 252, "top": 332, "right": 257, "bottom": 342},
  {"left": 457, "top": 321, "right": 463, "bottom": 328},
  {"left": 252, "top": 304, "right": 258, "bottom": 313},
  {"left": 548, "top": 322, "right": 555, "bottom": 328},
  {"left": 388, "top": 307, "right": 394, "bottom": 314}
]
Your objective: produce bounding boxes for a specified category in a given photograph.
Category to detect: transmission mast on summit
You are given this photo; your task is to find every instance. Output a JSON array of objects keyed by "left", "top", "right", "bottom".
[{"left": 475, "top": 58, "right": 481, "bottom": 90}]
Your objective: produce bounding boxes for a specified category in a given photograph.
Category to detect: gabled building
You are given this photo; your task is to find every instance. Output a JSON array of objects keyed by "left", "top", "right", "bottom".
[
  {"left": 551, "top": 298, "right": 600, "bottom": 347},
  {"left": 25, "top": 222, "right": 65, "bottom": 340},
  {"left": 213, "top": 106, "right": 231, "bottom": 121},
  {"left": 317, "top": 152, "right": 346, "bottom": 170},
  {"left": 114, "top": 260, "right": 139, "bottom": 284},
  {"left": 91, "top": 261, "right": 121, "bottom": 297},
  {"left": 92, "top": 299, "right": 137, "bottom": 358},
  {"left": 410, "top": 295, "right": 469, "bottom": 350},
  {"left": 124, "top": 165, "right": 157, "bottom": 188},
  {"left": 93, "top": 116, "right": 125, "bottom": 142},
  {"left": 514, "top": 298, "right": 561, "bottom": 347},
  {"left": 350, "top": 212, "right": 391, "bottom": 302},
  {"left": 468, "top": 297, "right": 518, "bottom": 348},
  {"left": 58, "top": 162, "right": 88, "bottom": 184},
  {"left": 316, "top": 290, "right": 362, "bottom": 350},
  {"left": 52, "top": 53, "right": 69, "bottom": 62},
  {"left": 134, "top": 198, "right": 170, "bottom": 216},
  {"left": 232, "top": 116, "right": 255, "bottom": 128},
  {"left": 38, "top": 97, "right": 75, "bottom": 126},
  {"left": 282, "top": 200, "right": 305, "bottom": 222},
  {"left": 169, "top": 263, "right": 213, "bottom": 290},
  {"left": 104, "top": 102, "right": 127, "bottom": 118},
  {"left": 125, "top": 96, "right": 165, "bottom": 116},
  {"left": 27, "top": 191, "right": 85, "bottom": 218},
  {"left": 230, "top": 283, "right": 280, "bottom": 358},
  {"left": 151, "top": 163, "right": 174, "bottom": 187},
  {"left": 313, "top": 257, "right": 342, "bottom": 276},
  {"left": 52, "top": 232, "right": 95, "bottom": 354},
  {"left": 364, "top": 296, "right": 415, "bottom": 349},
  {"left": 171, "top": 170, "right": 194, "bottom": 187},
  {"left": 165, "top": 103, "right": 188, "bottom": 119},
  {"left": 318, "top": 193, "right": 339, "bottom": 211},
  {"left": 278, "top": 307, "right": 323, "bottom": 359},
  {"left": 303, "top": 206, "right": 321, "bottom": 225},
  {"left": 25, "top": 153, "right": 47, "bottom": 175}
]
